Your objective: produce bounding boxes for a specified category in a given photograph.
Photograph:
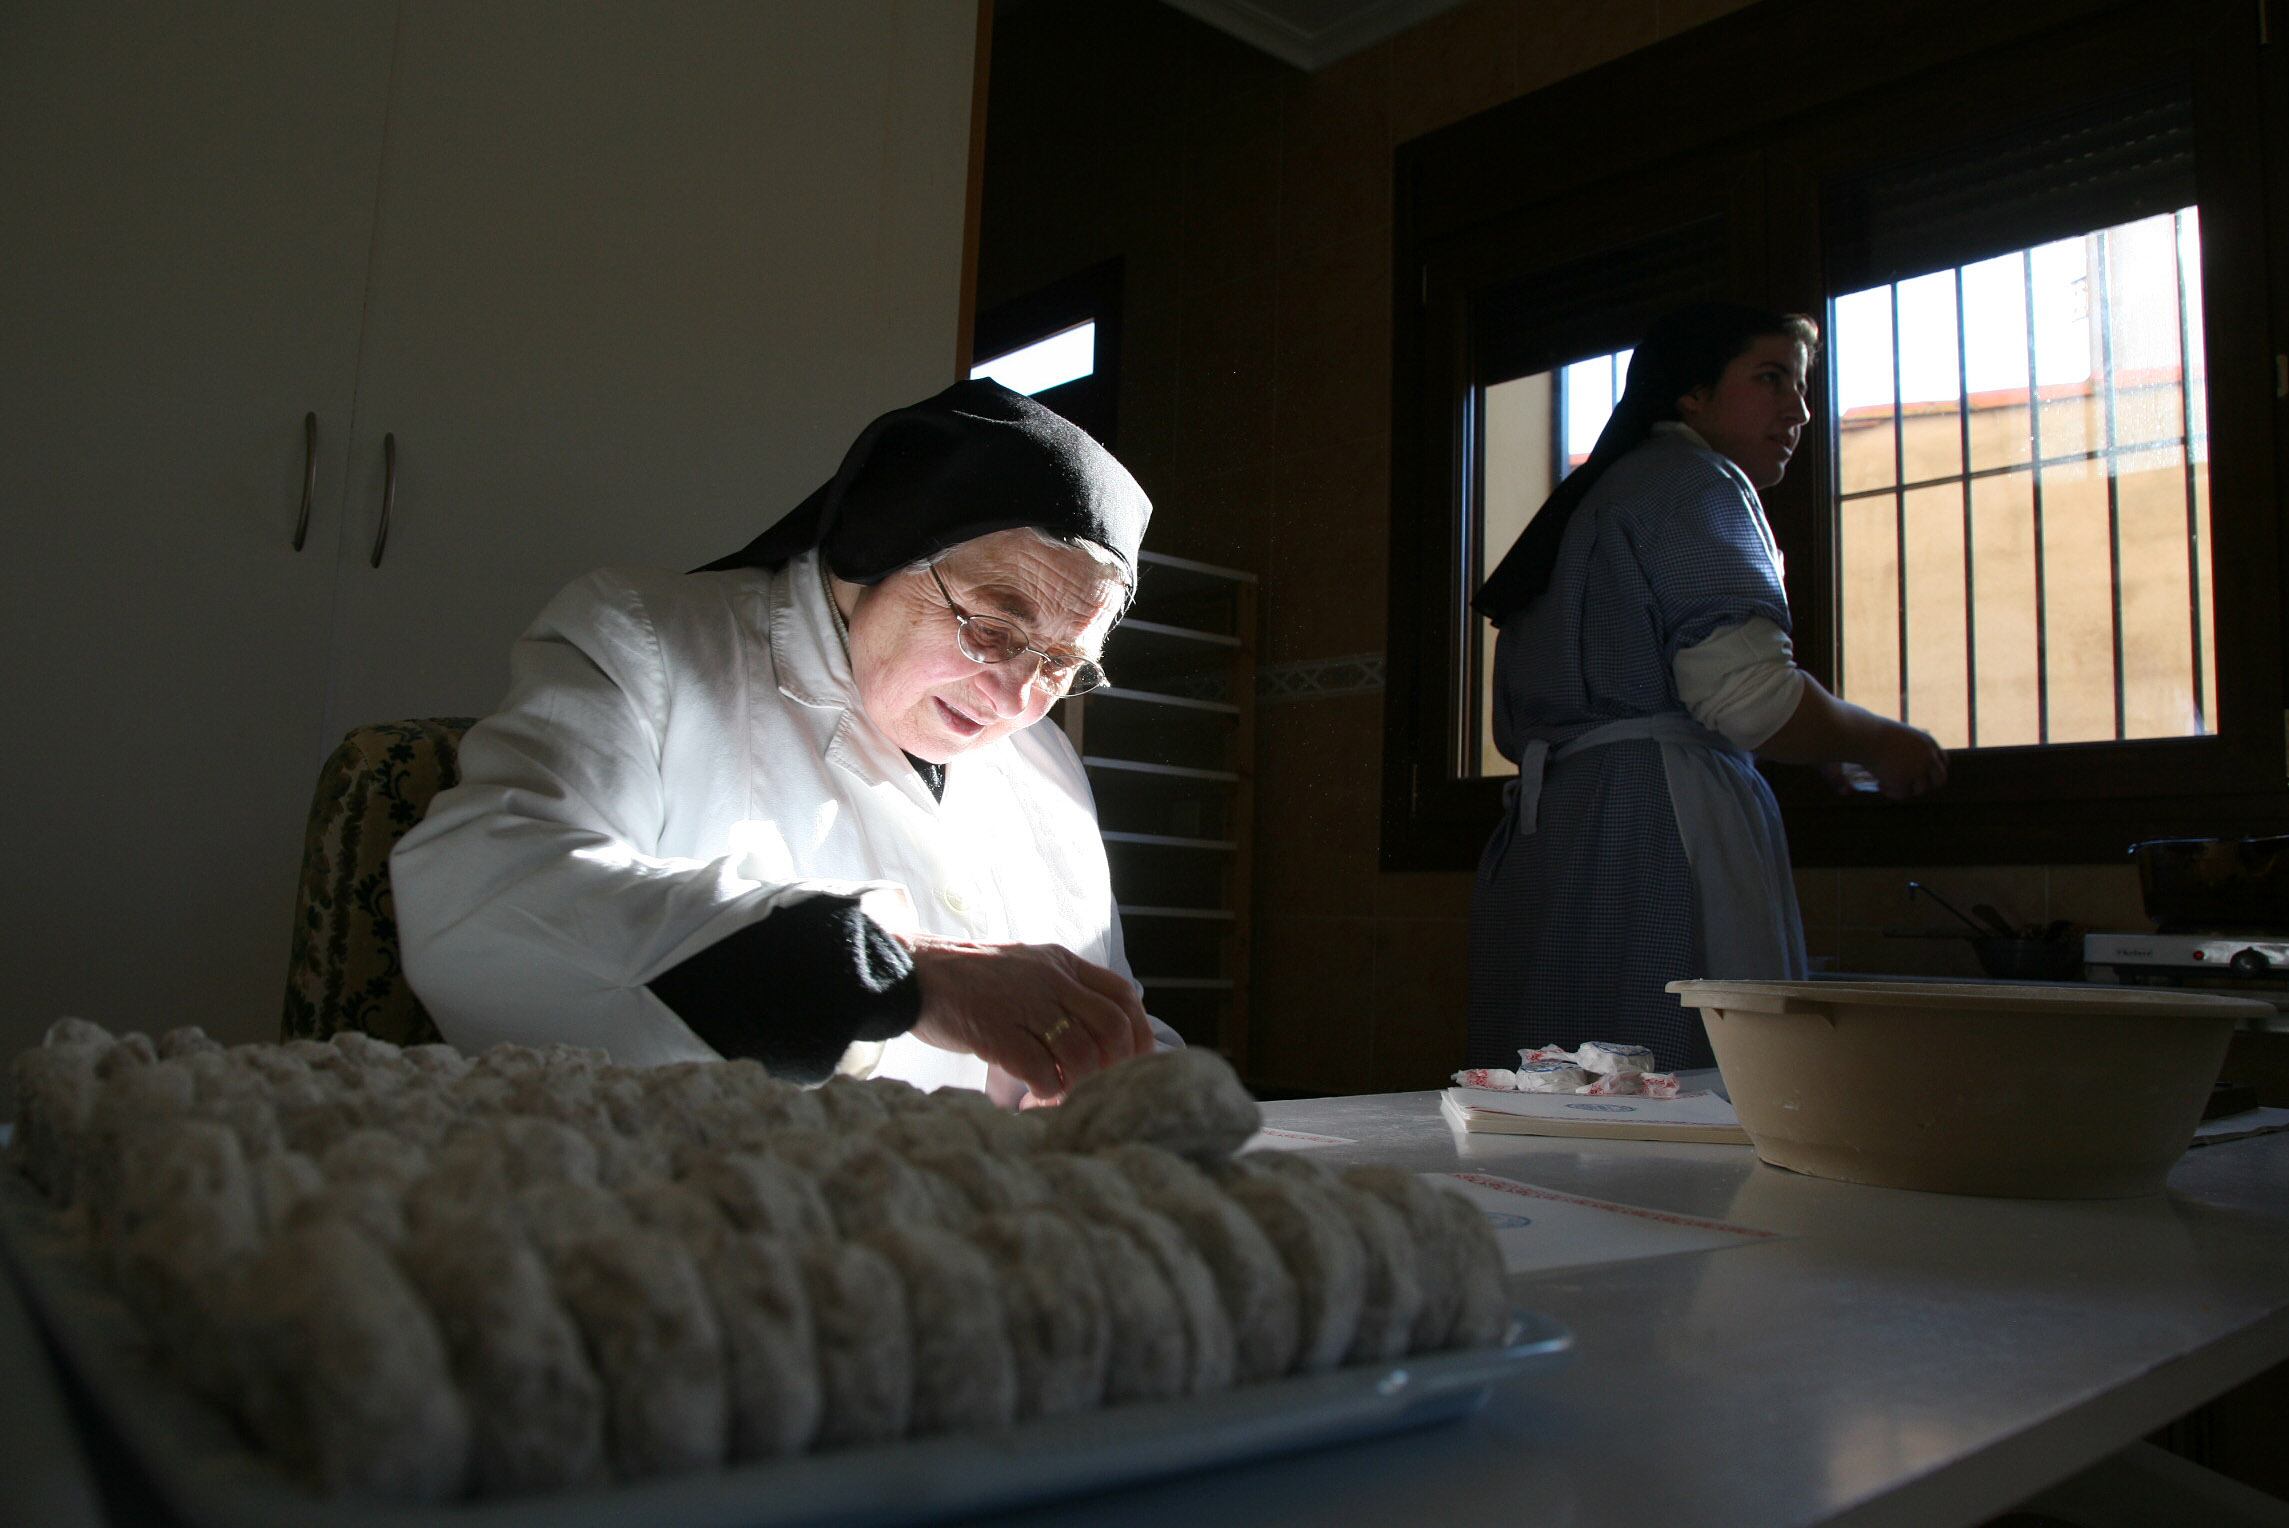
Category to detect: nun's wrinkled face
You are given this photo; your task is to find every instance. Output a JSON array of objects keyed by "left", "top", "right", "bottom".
[
  {"left": 1675, "top": 334, "right": 1812, "bottom": 490},
  {"left": 842, "top": 528, "right": 1124, "bottom": 764}
]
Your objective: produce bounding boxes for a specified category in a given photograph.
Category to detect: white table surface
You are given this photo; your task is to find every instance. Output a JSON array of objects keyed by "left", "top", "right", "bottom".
[
  {"left": 3, "top": 1098, "right": 2284, "bottom": 1528},
  {"left": 1004, "top": 1091, "right": 2289, "bottom": 1528}
]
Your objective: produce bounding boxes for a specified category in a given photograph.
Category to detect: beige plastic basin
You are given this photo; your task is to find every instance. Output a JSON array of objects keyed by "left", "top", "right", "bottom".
[{"left": 1666, "top": 978, "right": 2269, "bottom": 1198}]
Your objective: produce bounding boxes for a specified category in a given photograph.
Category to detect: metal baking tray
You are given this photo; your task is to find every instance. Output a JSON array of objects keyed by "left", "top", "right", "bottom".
[{"left": 0, "top": 1168, "right": 1572, "bottom": 1528}]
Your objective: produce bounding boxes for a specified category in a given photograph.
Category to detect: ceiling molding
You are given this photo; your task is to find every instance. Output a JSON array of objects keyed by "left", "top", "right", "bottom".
[{"left": 1157, "top": 0, "right": 1470, "bottom": 71}]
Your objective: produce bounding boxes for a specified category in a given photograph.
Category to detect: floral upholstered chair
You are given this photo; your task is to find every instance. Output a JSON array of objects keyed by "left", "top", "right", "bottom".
[{"left": 280, "top": 718, "right": 476, "bottom": 1046}]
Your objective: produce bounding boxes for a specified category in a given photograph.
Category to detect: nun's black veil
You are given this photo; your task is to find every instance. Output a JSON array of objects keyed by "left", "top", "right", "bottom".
[
  {"left": 1472, "top": 301, "right": 1808, "bottom": 627},
  {"left": 700, "top": 378, "right": 1151, "bottom": 586}
]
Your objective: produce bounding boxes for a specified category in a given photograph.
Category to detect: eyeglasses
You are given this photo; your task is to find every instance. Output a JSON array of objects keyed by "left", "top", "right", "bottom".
[{"left": 927, "top": 564, "right": 1110, "bottom": 696}]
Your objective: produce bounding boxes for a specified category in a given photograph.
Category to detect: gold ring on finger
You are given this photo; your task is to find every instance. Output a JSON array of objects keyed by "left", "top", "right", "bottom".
[{"left": 1039, "top": 1015, "right": 1074, "bottom": 1046}]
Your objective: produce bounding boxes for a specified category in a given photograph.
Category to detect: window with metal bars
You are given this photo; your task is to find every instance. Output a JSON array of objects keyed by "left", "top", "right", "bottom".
[
  {"left": 1384, "top": 0, "right": 2286, "bottom": 870},
  {"left": 1830, "top": 211, "right": 2211, "bottom": 750},
  {"left": 1821, "top": 86, "right": 2212, "bottom": 754}
]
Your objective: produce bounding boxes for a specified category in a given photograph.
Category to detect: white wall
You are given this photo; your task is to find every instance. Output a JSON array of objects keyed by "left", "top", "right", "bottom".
[{"left": 0, "top": 1, "right": 980, "bottom": 1072}]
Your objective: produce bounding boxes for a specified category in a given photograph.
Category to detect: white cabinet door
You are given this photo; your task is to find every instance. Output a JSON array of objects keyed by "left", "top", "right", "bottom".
[
  {"left": 321, "top": 0, "right": 979, "bottom": 736},
  {"left": 0, "top": 4, "right": 395, "bottom": 1051}
]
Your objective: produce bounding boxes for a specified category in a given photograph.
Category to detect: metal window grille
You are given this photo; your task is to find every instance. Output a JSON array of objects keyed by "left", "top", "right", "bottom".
[{"left": 1831, "top": 208, "right": 2212, "bottom": 749}]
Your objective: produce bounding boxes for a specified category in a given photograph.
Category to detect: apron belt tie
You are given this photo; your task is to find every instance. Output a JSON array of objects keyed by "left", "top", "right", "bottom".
[{"left": 1494, "top": 714, "right": 1737, "bottom": 873}]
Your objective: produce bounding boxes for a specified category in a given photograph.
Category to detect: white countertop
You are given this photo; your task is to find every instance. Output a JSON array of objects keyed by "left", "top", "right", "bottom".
[
  {"left": 1003, "top": 1090, "right": 2289, "bottom": 1528},
  {"left": 4, "top": 1100, "right": 2284, "bottom": 1527}
]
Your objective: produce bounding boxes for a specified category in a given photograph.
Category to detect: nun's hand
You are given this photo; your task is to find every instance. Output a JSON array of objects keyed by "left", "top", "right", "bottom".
[{"left": 903, "top": 935, "right": 1153, "bottom": 1101}]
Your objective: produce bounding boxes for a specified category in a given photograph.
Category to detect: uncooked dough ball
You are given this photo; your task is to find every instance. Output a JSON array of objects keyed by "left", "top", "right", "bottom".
[
  {"left": 638, "top": 1063, "right": 731, "bottom": 1152},
  {"left": 157, "top": 1026, "right": 223, "bottom": 1060},
  {"left": 549, "top": 1226, "right": 728, "bottom": 1479},
  {"left": 249, "top": 1151, "right": 325, "bottom": 1234},
  {"left": 1070, "top": 1219, "right": 1188, "bottom": 1403},
  {"left": 1217, "top": 1165, "right": 1366, "bottom": 1374},
  {"left": 758, "top": 1129, "right": 851, "bottom": 1179},
  {"left": 187, "top": 1091, "right": 284, "bottom": 1163},
  {"left": 1432, "top": 1185, "right": 1510, "bottom": 1351},
  {"left": 78, "top": 1059, "right": 199, "bottom": 1223},
  {"left": 1343, "top": 1167, "right": 1487, "bottom": 1353},
  {"left": 1081, "top": 1197, "right": 1235, "bottom": 1397},
  {"left": 515, "top": 1181, "right": 637, "bottom": 1264},
  {"left": 42, "top": 1016, "right": 116, "bottom": 1050},
  {"left": 399, "top": 1213, "right": 607, "bottom": 1495},
  {"left": 860, "top": 1076, "right": 932, "bottom": 1115},
  {"left": 819, "top": 1140, "right": 961, "bottom": 1238},
  {"left": 1105, "top": 1145, "right": 1299, "bottom": 1383},
  {"left": 865, "top": 1223, "right": 1017, "bottom": 1436},
  {"left": 97, "top": 1031, "right": 162, "bottom": 1073},
  {"left": 621, "top": 1175, "right": 734, "bottom": 1253},
  {"left": 969, "top": 1106, "right": 1049, "bottom": 1156},
  {"left": 320, "top": 1128, "right": 429, "bottom": 1193},
  {"left": 697, "top": 1233, "right": 821, "bottom": 1461},
  {"left": 799, "top": 1238, "right": 914, "bottom": 1449},
  {"left": 112, "top": 1191, "right": 259, "bottom": 1404},
  {"left": 365, "top": 1088, "right": 461, "bottom": 1150},
  {"left": 1045, "top": 1049, "right": 1261, "bottom": 1164},
  {"left": 811, "top": 1074, "right": 892, "bottom": 1131},
  {"left": 400, "top": 1043, "right": 471, "bottom": 1081},
  {"left": 1029, "top": 1152, "right": 1137, "bottom": 1208},
  {"left": 964, "top": 1209, "right": 1111, "bottom": 1419},
  {"left": 906, "top": 1145, "right": 1051, "bottom": 1218},
  {"left": 286, "top": 1176, "right": 408, "bottom": 1249},
  {"left": 680, "top": 1150, "right": 833, "bottom": 1242},
  {"left": 7, "top": 1039, "right": 108, "bottom": 1201},
  {"left": 106, "top": 1118, "right": 257, "bottom": 1246},
  {"left": 1318, "top": 1178, "right": 1421, "bottom": 1364},
  {"left": 227, "top": 1044, "right": 315, "bottom": 1090},
  {"left": 320, "top": 1030, "right": 416, "bottom": 1081},
  {"left": 707, "top": 1057, "right": 788, "bottom": 1107},
  {"left": 871, "top": 1109, "right": 993, "bottom": 1158},
  {"left": 222, "top": 1218, "right": 471, "bottom": 1501},
  {"left": 710, "top": 1081, "right": 830, "bottom": 1142},
  {"left": 450, "top": 1118, "right": 602, "bottom": 1193}
]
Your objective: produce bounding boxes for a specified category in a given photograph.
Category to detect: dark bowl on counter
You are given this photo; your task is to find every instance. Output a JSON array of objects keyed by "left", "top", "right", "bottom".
[{"left": 1970, "top": 936, "right": 2085, "bottom": 981}]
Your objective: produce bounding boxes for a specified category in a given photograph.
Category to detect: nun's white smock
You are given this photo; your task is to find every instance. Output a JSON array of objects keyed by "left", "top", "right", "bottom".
[
  {"left": 391, "top": 549, "right": 1149, "bottom": 1095},
  {"left": 1465, "top": 424, "right": 1807, "bottom": 1072}
]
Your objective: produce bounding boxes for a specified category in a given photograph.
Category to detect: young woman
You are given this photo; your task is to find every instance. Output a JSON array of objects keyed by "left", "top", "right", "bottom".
[{"left": 1466, "top": 302, "right": 1946, "bottom": 1072}]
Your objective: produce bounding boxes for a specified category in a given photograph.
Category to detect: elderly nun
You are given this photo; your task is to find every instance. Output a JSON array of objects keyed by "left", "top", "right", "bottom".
[{"left": 392, "top": 380, "right": 1171, "bottom": 1103}]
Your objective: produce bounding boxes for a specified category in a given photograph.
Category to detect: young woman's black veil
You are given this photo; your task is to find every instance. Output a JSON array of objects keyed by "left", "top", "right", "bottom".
[{"left": 1472, "top": 301, "right": 1810, "bottom": 627}]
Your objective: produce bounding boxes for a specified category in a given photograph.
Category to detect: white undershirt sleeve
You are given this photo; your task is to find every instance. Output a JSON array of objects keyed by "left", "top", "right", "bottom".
[{"left": 1672, "top": 616, "right": 1806, "bottom": 750}]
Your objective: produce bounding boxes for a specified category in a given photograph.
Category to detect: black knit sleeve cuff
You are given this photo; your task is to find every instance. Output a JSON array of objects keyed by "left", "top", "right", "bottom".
[{"left": 646, "top": 893, "right": 920, "bottom": 1084}]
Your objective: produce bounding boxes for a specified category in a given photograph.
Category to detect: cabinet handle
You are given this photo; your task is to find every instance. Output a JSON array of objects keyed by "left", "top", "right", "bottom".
[
  {"left": 370, "top": 432, "right": 396, "bottom": 568},
  {"left": 291, "top": 412, "right": 317, "bottom": 552}
]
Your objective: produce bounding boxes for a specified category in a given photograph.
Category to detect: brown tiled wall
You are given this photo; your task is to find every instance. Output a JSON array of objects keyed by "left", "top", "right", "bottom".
[{"left": 979, "top": 0, "right": 2148, "bottom": 1095}]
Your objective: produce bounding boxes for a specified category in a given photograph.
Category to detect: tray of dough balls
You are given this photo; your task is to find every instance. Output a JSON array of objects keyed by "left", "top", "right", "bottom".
[{"left": 2, "top": 1020, "right": 1570, "bottom": 1528}]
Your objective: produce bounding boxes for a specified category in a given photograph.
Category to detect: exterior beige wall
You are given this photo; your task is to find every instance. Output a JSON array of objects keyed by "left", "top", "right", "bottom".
[{"left": 1836, "top": 388, "right": 2215, "bottom": 748}]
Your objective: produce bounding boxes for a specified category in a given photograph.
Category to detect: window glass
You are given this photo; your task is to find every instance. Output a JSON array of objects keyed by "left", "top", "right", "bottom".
[
  {"left": 1830, "top": 208, "right": 2212, "bottom": 748},
  {"left": 1474, "top": 346, "right": 1632, "bottom": 775},
  {"left": 970, "top": 320, "right": 1097, "bottom": 396}
]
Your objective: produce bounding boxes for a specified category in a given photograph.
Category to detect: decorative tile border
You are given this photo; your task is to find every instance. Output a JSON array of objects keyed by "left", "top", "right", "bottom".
[{"left": 1259, "top": 653, "right": 1385, "bottom": 704}]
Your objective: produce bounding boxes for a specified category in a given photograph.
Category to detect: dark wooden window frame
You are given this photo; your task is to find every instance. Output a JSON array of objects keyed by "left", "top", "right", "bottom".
[
  {"left": 1383, "top": 0, "right": 2288, "bottom": 872},
  {"left": 973, "top": 257, "right": 1125, "bottom": 448}
]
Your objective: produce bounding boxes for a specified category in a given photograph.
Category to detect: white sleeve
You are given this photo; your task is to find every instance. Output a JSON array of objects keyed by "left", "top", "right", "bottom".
[
  {"left": 390, "top": 568, "right": 909, "bottom": 1064},
  {"left": 1672, "top": 616, "right": 1806, "bottom": 750}
]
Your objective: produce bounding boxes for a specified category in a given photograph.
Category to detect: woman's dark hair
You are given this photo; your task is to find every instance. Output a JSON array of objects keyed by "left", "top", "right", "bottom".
[{"left": 1473, "top": 300, "right": 1818, "bottom": 624}]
